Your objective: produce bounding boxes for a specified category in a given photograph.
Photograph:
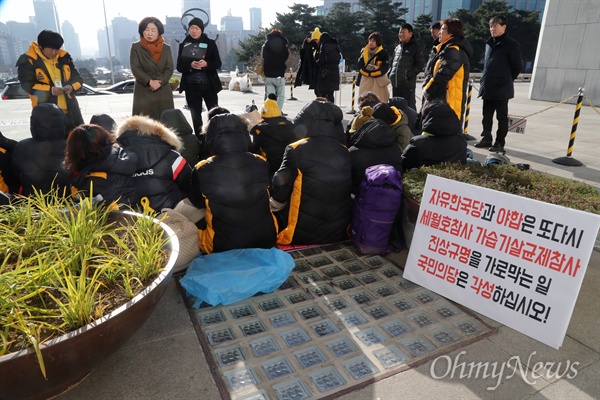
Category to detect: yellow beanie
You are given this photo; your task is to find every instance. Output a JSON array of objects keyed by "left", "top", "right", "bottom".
[
  {"left": 349, "top": 106, "right": 374, "bottom": 133},
  {"left": 261, "top": 93, "right": 281, "bottom": 118},
  {"left": 311, "top": 27, "right": 321, "bottom": 40}
]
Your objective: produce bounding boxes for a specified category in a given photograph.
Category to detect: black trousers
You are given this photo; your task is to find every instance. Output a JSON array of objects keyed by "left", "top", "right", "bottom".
[
  {"left": 392, "top": 86, "right": 417, "bottom": 111},
  {"left": 482, "top": 99, "right": 509, "bottom": 146},
  {"left": 185, "top": 82, "right": 219, "bottom": 135}
]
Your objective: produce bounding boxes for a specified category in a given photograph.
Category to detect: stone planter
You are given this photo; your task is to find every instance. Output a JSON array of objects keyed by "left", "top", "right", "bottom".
[{"left": 0, "top": 211, "right": 179, "bottom": 400}]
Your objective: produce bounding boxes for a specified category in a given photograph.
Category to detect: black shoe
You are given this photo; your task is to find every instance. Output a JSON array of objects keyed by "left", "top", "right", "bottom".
[
  {"left": 474, "top": 140, "right": 493, "bottom": 148},
  {"left": 489, "top": 144, "right": 505, "bottom": 152}
]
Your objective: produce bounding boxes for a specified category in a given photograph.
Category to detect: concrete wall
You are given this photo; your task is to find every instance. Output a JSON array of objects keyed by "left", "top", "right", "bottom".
[{"left": 530, "top": 0, "right": 600, "bottom": 106}]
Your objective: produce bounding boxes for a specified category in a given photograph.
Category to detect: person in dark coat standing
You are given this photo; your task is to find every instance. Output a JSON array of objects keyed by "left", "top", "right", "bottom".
[
  {"left": 315, "top": 32, "right": 342, "bottom": 103},
  {"left": 130, "top": 17, "right": 175, "bottom": 121},
  {"left": 160, "top": 109, "right": 201, "bottom": 167},
  {"left": 249, "top": 94, "right": 296, "bottom": 178},
  {"left": 262, "top": 29, "right": 289, "bottom": 113},
  {"left": 177, "top": 17, "right": 222, "bottom": 136},
  {"left": 347, "top": 113, "right": 402, "bottom": 195},
  {"left": 16, "top": 30, "right": 84, "bottom": 133},
  {"left": 474, "top": 15, "right": 522, "bottom": 153},
  {"left": 11, "top": 103, "right": 71, "bottom": 197},
  {"left": 294, "top": 28, "right": 320, "bottom": 91},
  {"left": 64, "top": 125, "right": 139, "bottom": 208},
  {"left": 115, "top": 115, "right": 193, "bottom": 213},
  {"left": 271, "top": 99, "right": 352, "bottom": 245},
  {"left": 188, "top": 114, "right": 277, "bottom": 254},
  {"left": 401, "top": 100, "right": 467, "bottom": 171},
  {"left": 430, "top": 22, "right": 441, "bottom": 46},
  {"left": 388, "top": 24, "right": 426, "bottom": 111}
]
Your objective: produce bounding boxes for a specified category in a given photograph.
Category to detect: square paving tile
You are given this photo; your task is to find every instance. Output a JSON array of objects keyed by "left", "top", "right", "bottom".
[{"left": 182, "top": 243, "right": 494, "bottom": 399}]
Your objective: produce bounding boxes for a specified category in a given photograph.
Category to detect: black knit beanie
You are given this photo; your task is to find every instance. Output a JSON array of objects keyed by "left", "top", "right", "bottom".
[
  {"left": 188, "top": 17, "right": 204, "bottom": 31},
  {"left": 372, "top": 102, "right": 398, "bottom": 126}
]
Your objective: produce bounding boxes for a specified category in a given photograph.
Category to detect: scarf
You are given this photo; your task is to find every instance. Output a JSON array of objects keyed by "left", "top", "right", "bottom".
[
  {"left": 140, "top": 36, "right": 164, "bottom": 63},
  {"left": 363, "top": 45, "right": 383, "bottom": 65}
]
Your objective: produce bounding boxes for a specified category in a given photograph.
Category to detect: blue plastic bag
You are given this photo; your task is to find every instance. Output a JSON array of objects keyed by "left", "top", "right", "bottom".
[{"left": 180, "top": 248, "right": 295, "bottom": 307}]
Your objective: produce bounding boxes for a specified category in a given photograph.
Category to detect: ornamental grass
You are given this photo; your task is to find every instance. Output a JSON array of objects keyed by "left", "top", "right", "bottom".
[{"left": 401, "top": 164, "right": 600, "bottom": 215}]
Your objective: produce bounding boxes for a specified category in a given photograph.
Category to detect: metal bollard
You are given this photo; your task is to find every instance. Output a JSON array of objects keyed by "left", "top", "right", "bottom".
[
  {"left": 463, "top": 79, "right": 476, "bottom": 140},
  {"left": 347, "top": 74, "right": 357, "bottom": 114},
  {"left": 552, "top": 87, "right": 584, "bottom": 167},
  {"left": 288, "top": 68, "right": 297, "bottom": 101}
]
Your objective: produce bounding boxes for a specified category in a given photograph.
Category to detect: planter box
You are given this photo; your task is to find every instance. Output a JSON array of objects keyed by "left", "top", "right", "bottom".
[{"left": 0, "top": 212, "right": 179, "bottom": 400}]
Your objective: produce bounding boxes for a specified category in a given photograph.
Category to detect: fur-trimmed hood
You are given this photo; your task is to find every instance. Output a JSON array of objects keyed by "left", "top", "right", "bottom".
[{"left": 115, "top": 115, "right": 182, "bottom": 151}]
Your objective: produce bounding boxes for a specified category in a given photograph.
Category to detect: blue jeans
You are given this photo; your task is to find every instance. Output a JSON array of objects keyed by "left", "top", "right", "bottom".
[{"left": 264, "top": 76, "right": 286, "bottom": 112}]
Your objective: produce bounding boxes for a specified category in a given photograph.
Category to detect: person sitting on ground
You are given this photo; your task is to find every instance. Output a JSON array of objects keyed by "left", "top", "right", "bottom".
[
  {"left": 249, "top": 94, "right": 296, "bottom": 178},
  {"left": 0, "top": 131, "right": 18, "bottom": 194},
  {"left": 64, "top": 124, "right": 138, "bottom": 208},
  {"left": 11, "top": 103, "right": 71, "bottom": 197},
  {"left": 295, "top": 96, "right": 346, "bottom": 145},
  {"left": 188, "top": 113, "right": 277, "bottom": 254},
  {"left": 372, "top": 102, "right": 412, "bottom": 152},
  {"left": 160, "top": 109, "right": 201, "bottom": 167},
  {"left": 345, "top": 91, "right": 382, "bottom": 141},
  {"left": 388, "top": 96, "right": 419, "bottom": 136},
  {"left": 401, "top": 100, "right": 467, "bottom": 171},
  {"left": 347, "top": 106, "right": 402, "bottom": 195},
  {"left": 89, "top": 114, "right": 117, "bottom": 134},
  {"left": 271, "top": 99, "right": 352, "bottom": 245},
  {"left": 115, "top": 115, "right": 193, "bottom": 212}
]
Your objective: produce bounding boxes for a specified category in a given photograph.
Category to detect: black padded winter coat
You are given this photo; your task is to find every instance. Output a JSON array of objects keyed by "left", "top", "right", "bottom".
[
  {"left": 189, "top": 114, "right": 277, "bottom": 254},
  {"left": 272, "top": 100, "right": 352, "bottom": 245}
]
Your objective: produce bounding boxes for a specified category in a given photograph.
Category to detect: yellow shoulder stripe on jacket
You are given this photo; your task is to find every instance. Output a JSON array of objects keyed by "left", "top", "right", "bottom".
[
  {"left": 195, "top": 156, "right": 215, "bottom": 170},
  {"left": 86, "top": 171, "right": 107, "bottom": 179},
  {"left": 289, "top": 138, "right": 308, "bottom": 149}
]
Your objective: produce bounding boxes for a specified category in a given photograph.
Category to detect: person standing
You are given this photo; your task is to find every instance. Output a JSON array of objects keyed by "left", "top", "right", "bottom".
[
  {"left": 314, "top": 32, "right": 342, "bottom": 103},
  {"left": 475, "top": 15, "right": 522, "bottom": 152},
  {"left": 130, "top": 17, "right": 174, "bottom": 121},
  {"left": 356, "top": 32, "right": 390, "bottom": 103},
  {"left": 177, "top": 18, "right": 222, "bottom": 137},
  {"left": 422, "top": 19, "right": 473, "bottom": 125},
  {"left": 388, "top": 24, "right": 426, "bottom": 111},
  {"left": 294, "top": 28, "right": 320, "bottom": 93},
  {"left": 16, "top": 30, "right": 84, "bottom": 133},
  {"left": 262, "top": 29, "right": 289, "bottom": 114},
  {"left": 430, "top": 22, "right": 441, "bottom": 46}
]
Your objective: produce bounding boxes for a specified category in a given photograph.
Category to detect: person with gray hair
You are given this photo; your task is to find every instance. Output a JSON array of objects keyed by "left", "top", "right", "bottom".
[{"left": 475, "top": 15, "right": 522, "bottom": 153}]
